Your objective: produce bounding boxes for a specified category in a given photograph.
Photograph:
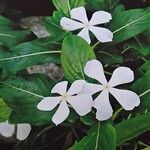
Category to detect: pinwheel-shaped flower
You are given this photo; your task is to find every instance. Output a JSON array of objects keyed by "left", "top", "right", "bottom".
[
  {"left": 0, "top": 121, "right": 31, "bottom": 140},
  {"left": 37, "top": 80, "right": 93, "bottom": 125},
  {"left": 82, "top": 60, "right": 140, "bottom": 121},
  {"left": 60, "top": 7, "right": 113, "bottom": 44}
]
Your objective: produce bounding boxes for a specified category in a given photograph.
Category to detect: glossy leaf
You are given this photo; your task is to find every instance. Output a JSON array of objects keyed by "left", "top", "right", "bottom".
[
  {"left": 0, "top": 15, "right": 33, "bottom": 48},
  {"left": 0, "top": 37, "right": 61, "bottom": 73},
  {"left": 110, "top": 8, "right": 150, "bottom": 43},
  {"left": 61, "top": 35, "right": 96, "bottom": 83},
  {"left": 0, "top": 75, "right": 56, "bottom": 125},
  {"left": 131, "top": 71, "right": 150, "bottom": 112},
  {"left": 52, "top": 0, "right": 85, "bottom": 16},
  {"left": 116, "top": 113, "right": 150, "bottom": 146},
  {"left": 71, "top": 122, "right": 116, "bottom": 150},
  {"left": 0, "top": 98, "right": 11, "bottom": 122}
]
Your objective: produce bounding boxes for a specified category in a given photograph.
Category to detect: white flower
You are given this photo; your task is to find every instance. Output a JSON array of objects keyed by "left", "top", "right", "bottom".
[
  {"left": 37, "top": 80, "right": 93, "bottom": 125},
  {"left": 60, "top": 7, "right": 113, "bottom": 44},
  {"left": 0, "top": 121, "right": 31, "bottom": 140},
  {"left": 82, "top": 59, "right": 140, "bottom": 121}
]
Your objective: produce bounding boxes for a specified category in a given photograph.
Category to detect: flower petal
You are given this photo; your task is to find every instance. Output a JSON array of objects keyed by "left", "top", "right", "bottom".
[
  {"left": 37, "top": 97, "right": 61, "bottom": 111},
  {"left": 67, "top": 80, "right": 86, "bottom": 96},
  {"left": 17, "top": 124, "right": 31, "bottom": 141},
  {"left": 84, "top": 59, "right": 107, "bottom": 85},
  {"left": 70, "top": 7, "right": 88, "bottom": 24},
  {"left": 68, "top": 94, "right": 93, "bottom": 116},
  {"left": 52, "top": 101, "right": 69, "bottom": 125},
  {"left": 78, "top": 28, "right": 91, "bottom": 44},
  {"left": 51, "top": 81, "right": 68, "bottom": 95},
  {"left": 108, "top": 67, "right": 134, "bottom": 87},
  {"left": 93, "top": 90, "right": 113, "bottom": 121},
  {"left": 81, "top": 82, "right": 103, "bottom": 95},
  {"left": 0, "top": 121, "right": 15, "bottom": 137},
  {"left": 89, "top": 26, "right": 113, "bottom": 43},
  {"left": 109, "top": 88, "right": 140, "bottom": 110},
  {"left": 60, "top": 17, "right": 84, "bottom": 31},
  {"left": 89, "top": 11, "right": 112, "bottom": 25}
]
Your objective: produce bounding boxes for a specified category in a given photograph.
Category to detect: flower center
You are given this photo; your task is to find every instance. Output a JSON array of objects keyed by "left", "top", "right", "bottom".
[
  {"left": 84, "top": 22, "right": 90, "bottom": 28},
  {"left": 61, "top": 93, "right": 70, "bottom": 101},
  {"left": 103, "top": 84, "right": 111, "bottom": 91}
]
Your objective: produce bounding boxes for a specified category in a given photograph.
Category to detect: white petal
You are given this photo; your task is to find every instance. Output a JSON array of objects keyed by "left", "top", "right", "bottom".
[
  {"left": 60, "top": 17, "right": 84, "bottom": 31},
  {"left": 0, "top": 121, "right": 15, "bottom": 137},
  {"left": 89, "top": 11, "right": 112, "bottom": 25},
  {"left": 84, "top": 59, "right": 107, "bottom": 85},
  {"left": 109, "top": 88, "right": 140, "bottom": 110},
  {"left": 93, "top": 90, "right": 113, "bottom": 121},
  {"left": 108, "top": 67, "right": 134, "bottom": 87},
  {"left": 17, "top": 124, "right": 31, "bottom": 141},
  {"left": 51, "top": 81, "right": 68, "bottom": 95},
  {"left": 78, "top": 28, "right": 91, "bottom": 44},
  {"left": 81, "top": 82, "right": 103, "bottom": 95},
  {"left": 52, "top": 101, "right": 69, "bottom": 125},
  {"left": 37, "top": 97, "right": 61, "bottom": 111},
  {"left": 68, "top": 94, "right": 93, "bottom": 116},
  {"left": 70, "top": 7, "right": 88, "bottom": 24},
  {"left": 89, "top": 26, "right": 113, "bottom": 43},
  {"left": 67, "top": 80, "right": 86, "bottom": 96}
]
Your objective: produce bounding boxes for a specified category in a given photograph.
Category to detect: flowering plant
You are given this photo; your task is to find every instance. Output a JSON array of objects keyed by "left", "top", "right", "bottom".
[{"left": 0, "top": 0, "right": 150, "bottom": 149}]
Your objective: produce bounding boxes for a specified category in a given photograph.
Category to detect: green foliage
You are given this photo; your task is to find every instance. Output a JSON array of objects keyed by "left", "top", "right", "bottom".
[
  {"left": 61, "top": 35, "right": 95, "bottom": 83},
  {"left": 0, "top": 37, "right": 61, "bottom": 73},
  {"left": 0, "top": 15, "right": 33, "bottom": 48},
  {"left": 0, "top": 98, "right": 11, "bottom": 122},
  {"left": 131, "top": 71, "right": 150, "bottom": 112},
  {"left": 110, "top": 8, "right": 150, "bottom": 43},
  {"left": 116, "top": 113, "right": 150, "bottom": 146},
  {"left": 52, "top": 0, "right": 85, "bottom": 16},
  {"left": 0, "top": 75, "right": 56, "bottom": 125},
  {"left": 71, "top": 122, "right": 116, "bottom": 150}
]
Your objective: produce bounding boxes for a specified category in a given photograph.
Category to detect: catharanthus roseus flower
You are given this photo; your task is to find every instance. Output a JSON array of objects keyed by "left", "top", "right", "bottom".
[
  {"left": 60, "top": 7, "right": 113, "bottom": 44},
  {"left": 0, "top": 121, "right": 31, "bottom": 140},
  {"left": 82, "top": 59, "right": 140, "bottom": 121},
  {"left": 37, "top": 80, "right": 93, "bottom": 125}
]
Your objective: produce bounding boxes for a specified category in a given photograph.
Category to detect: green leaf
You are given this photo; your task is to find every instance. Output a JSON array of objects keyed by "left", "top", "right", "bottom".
[
  {"left": 0, "top": 15, "right": 33, "bottom": 48},
  {"left": 0, "top": 98, "right": 11, "bottom": 122},
  {"left": 45, "top": 11, "right": 67, "bottom": 39},
  {"left": 116, "top": 113, "right": 150, "bottom": 146},
  {"left": 61, "top": 35, "right": 96, "bottom": 83},
  {"left": 131, "top": 71, "right": 150, "bottom": 112},
  {"left": 0, "top": 37, "right": 61, "bottom": 73},
  {"left": 71, "top": 122, "right": 116, "bottom": 150},
  {"left": 110, "top": 8, "right": 150, "bottom": 43},
  {"left": 0, "top": 75, "right": 56, "bottom": 125},
  {"left": 85, "top": 0, "right": 118, "bottom": 11},
  {"left": 52, "top": 0, "right": 85, "bottom": 16},
  {"left": 140, "top": 61, "right": 150, "bottom": 74}
]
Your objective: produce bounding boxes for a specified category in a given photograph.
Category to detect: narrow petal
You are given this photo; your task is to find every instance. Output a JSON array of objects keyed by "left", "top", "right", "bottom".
[
  {"left": 17, "top": 124, "right": 31, "bottom": 141},
  {"left": 89, "top": 26, "right": 113, "bottom": 43},
  {"left": 68, "top": 94, "right": 93, "bottom": 116},
  {"left": 84, "top": 59, "right": 107, "bottom": 85},
  {"left": 67, "top": 80, "right": 86, "bottom": 96},
  {"left": 109, "top": 88, "right": 140, "bottom": 110},
  {"left": 81, "top": 82, "right": 103, "bottom": 95},
  {"left": 89, "top": 11, "right": 112, "bottom": 25},
  {"left": 0, "top": 121, "right": 15, "bottom": 137},
  {"left": 37, "top": 97, "right": 61, "bottom": 111},
  {"left": 51, "top": 81, "right": 68, "bottom": 95},
  {"left": 108, "top": 67, "right": 134, "bottom": 87},
  {"left": 78, "top": 28, "right": 91, "bottom": 44},
  {"left": 60, "top": 17, "right": 84, "bottom": 31},
  {"left": 71, "top": 7, "right": 88, "bottom": 24},
  {"left": 93, "top": 90, "right": 113, "bottom": 121},
  {"left": 52, "top": 101, "right": 69, "bottom": 125}
]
